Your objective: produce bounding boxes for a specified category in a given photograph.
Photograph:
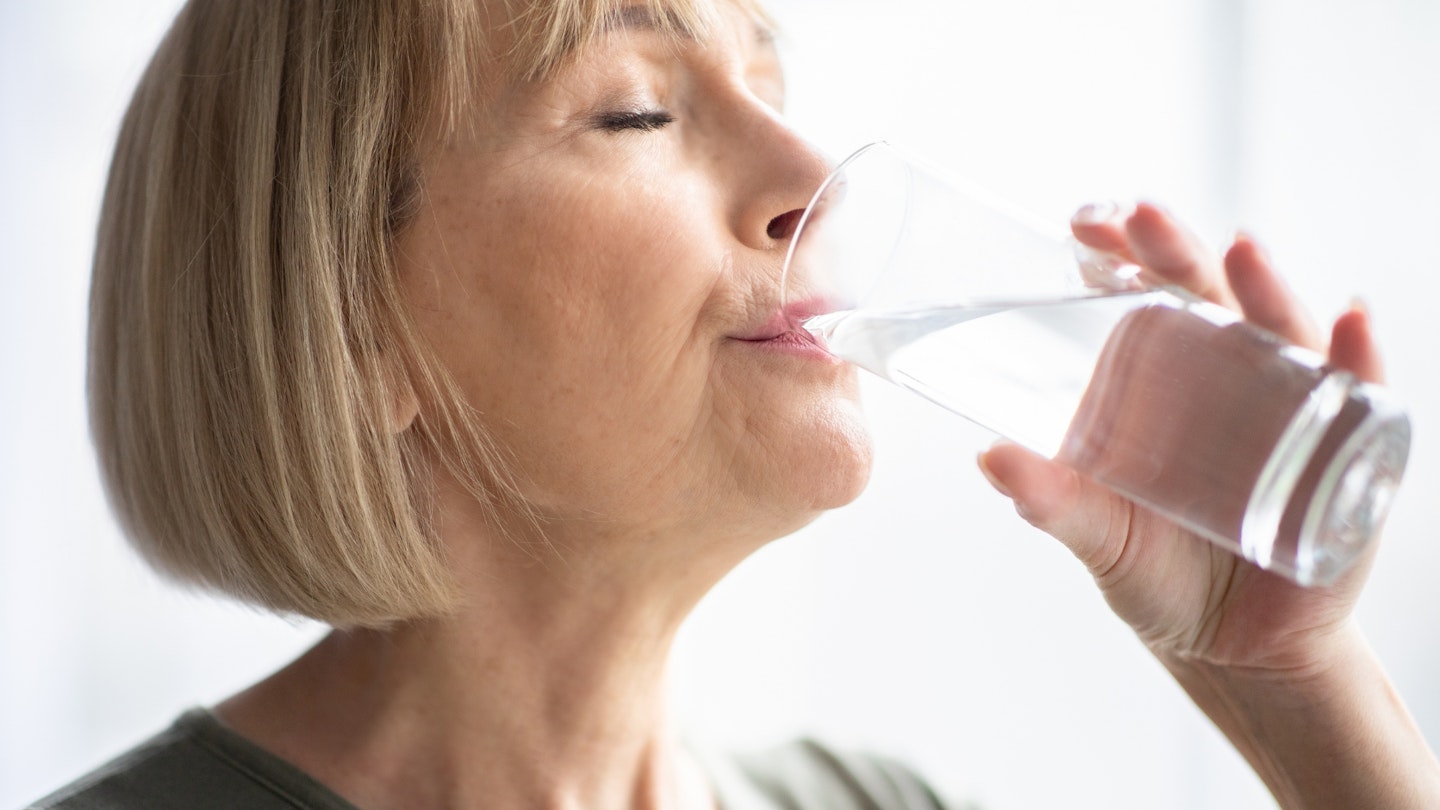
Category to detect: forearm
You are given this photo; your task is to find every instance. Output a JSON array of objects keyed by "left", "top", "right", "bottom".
[{"left": 1159, "top": 623, "right": 1440, "bottom": 809}]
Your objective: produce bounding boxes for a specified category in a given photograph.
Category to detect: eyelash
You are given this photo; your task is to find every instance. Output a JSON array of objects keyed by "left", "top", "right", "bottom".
[{"left": 596, "top": 108, "right": 676, "bottom": 133}]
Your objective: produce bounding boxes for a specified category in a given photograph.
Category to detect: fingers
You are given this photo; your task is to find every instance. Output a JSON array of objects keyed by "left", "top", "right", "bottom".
[
  {"left": 1222, "top": 235, "right": 1325, "bottom": 350},
  {"left": 1071, "top": 201, "right": 1138, "bottom": 262},
  {"left": 1071, "top": 203, "right": 1142, "bottom": 291},
  {"left": 977, "top": 442, "right": 1131, "bottom": 577},
  {"left": 1218, "top": 228, "right": 1386, "bottom": 385},
  {"left": 1124, "top": 203, "right": 1240, "bottom": 308},
  {"left": 1073, "top": 202, "right": 1238, "bottom": 308},
  {"left": 1074, "top": 203, "right": 1374, "bottom": 371},
  {"left": 1329, "top": 302, "right": 1385, "bottom": 383}
]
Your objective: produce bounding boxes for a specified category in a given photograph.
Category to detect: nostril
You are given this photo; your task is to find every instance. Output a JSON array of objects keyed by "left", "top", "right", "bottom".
[{"left": 766, "top": 209, "right": 804, "bottom": 241}]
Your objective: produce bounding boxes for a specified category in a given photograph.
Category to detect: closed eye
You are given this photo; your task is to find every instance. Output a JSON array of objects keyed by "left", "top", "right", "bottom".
[{"left": 595, "top": 108, "right": 676, "bottom": 133}]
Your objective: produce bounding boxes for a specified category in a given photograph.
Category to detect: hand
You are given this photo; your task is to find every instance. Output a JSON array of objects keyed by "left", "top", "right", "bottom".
[
  {"left": 980, "top": 201, "right": 1440, "bottom": 809},
  {"left": 977, "top": 202, "right": 1384, "bottom": 676}
]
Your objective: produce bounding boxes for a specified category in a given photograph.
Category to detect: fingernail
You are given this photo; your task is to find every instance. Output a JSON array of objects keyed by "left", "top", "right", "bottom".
[
  {"left": 1230, "top": 229, "right": 1269, "bottom": 258},
  {"left": 1072, "top": 200, "right": 1120, "bottom": 226},
  {"left": 1348, "top": 296, "right": 1370, "bottom": 317},
  {"left": 1133, "top": 200, "right": 1168, "bottom": 217},
  {"left": 976, "top": 452, "right": 1014, "bottom": 499}
]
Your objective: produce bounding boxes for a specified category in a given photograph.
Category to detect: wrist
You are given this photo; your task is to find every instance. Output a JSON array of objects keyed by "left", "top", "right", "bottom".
[
  {"left": 1155, "top": 618, "right": 1365, "bottom": 701},
  {"left": 1159, "top": 622, "right": 1440, "bottom": 809}
]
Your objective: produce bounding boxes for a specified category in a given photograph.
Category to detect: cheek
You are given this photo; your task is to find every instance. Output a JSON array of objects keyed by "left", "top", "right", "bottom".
[
  {"left": 481, "top": 169, "right": 717, "bottom": 357},
  {"left": 407, "top": 173, "right": 730, "bottom": 513}
]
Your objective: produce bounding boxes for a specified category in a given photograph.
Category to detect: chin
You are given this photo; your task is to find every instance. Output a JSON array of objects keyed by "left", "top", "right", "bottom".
[
  {"left": 701, "top": 413, "right": 873, "bottom": 563},
  {"left": 811, "top": 409, "right": 875, "bottom": 510},
  {"left": 773, "top": 395, "right": 875, "bottom": 518},
  {"left": 715, "top": 371, "right": 874, "bottom": 539}
]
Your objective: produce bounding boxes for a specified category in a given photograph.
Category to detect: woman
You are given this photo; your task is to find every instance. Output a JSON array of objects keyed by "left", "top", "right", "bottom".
[{"left": 33, "top": 0, "right": 1440, "bottom": 807}]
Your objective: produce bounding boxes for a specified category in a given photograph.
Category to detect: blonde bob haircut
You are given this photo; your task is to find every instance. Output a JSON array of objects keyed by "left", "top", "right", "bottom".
[{"left": 90, "top": 0, "right": 765, "bottom": 628}]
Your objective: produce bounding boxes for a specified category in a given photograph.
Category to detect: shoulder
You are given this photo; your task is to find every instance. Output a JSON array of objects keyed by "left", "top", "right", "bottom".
[
  {"left": 25, "top": 710, "right": 357, "bottom": 810},
  {"left": 706, "top": 738, "right": 972, "bottom": 810}
]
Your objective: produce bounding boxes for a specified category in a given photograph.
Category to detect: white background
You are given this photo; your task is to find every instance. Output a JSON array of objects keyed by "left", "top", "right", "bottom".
[{"left": 3, "top": 1, "right": 1437, "bottom": 808}]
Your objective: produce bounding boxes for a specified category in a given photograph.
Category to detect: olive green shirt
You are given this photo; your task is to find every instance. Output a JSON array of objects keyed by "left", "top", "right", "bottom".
[{"left": 28, "top": 710, "right": 962, "bottom": 809}]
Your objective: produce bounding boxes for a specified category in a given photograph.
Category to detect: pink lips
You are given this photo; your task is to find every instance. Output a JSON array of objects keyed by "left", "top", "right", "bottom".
[{"left": 733, "top": 299, "right": 836, "bottom": 360}]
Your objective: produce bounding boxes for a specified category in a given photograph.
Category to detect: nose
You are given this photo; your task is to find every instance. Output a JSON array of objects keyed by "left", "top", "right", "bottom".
[
  {"left": 730, "top": 113, "right": 833, "bottom": 252},
  {"left": 765, "top": 208, "right": 804, "bottom": 241}
]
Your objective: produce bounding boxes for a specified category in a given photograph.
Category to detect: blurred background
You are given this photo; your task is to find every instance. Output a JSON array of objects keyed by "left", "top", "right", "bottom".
[{"left": 2, "top": 1, "right": 1436, "bottom": 807}]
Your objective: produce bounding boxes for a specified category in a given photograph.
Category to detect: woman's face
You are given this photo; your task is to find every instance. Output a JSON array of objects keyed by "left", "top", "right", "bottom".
[{"left": 398, "top": 4, "right": 871, "bottom": 549}]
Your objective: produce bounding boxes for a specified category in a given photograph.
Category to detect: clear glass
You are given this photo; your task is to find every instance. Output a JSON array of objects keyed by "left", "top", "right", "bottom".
[{"left": 782, "top": 143, "right": 1411, "bottom": 586}]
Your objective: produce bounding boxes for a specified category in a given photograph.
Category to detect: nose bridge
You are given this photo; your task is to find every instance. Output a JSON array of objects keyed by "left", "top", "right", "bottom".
[{"left": 760, "top": 114, "right": 833, "bottom": 209}]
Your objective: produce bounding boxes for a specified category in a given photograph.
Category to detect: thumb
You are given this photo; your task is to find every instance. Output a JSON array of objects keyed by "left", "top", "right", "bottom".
[{"left": 978, "top": 441, "right": 1134, "bottom": 576}]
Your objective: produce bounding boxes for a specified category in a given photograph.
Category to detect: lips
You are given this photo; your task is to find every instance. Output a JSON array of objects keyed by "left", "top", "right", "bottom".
[
  {"left": 754, "top": 330, "right": 824, "bottom": 351},
  {"left": 735, "top": 312, "right": 798, "bottom": 342},
  {"left": 734, "top": 297, "right": 834, "bottom": 342},
  {"left": 731, "top": 298, "right": 836, "bottom": 358}
]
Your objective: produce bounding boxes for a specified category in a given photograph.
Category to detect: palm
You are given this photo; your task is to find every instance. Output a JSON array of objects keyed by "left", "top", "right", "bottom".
[{"left": 1086, "top": 495, "right": 1367, "bottom": 670}]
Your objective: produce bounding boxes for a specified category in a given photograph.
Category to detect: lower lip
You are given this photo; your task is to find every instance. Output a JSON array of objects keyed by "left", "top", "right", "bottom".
[{"left": 736, "top": 331, "right": 837, "bottom": 361}]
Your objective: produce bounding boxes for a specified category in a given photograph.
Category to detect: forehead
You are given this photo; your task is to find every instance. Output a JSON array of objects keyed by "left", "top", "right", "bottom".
[
  {"left": 601, "top": 3, "right": 777, "bottom": 56},
  {"left": 422, "top": 1, "right": 775, "bottom": 143},
  {"left": 495, "top": 0, "right": 773, "bottom": 80}
]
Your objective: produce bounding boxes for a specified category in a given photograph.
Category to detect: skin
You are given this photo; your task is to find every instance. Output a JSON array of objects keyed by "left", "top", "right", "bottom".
[
  {"left": 980, "top": 202, "right": 1440, "bottom": 809},
  {"left": 395, "top": 7, "right": 869, "bottom": 556},
  {"left": 220, "top": 6, "right": 870, "bottom": 810},
  {"left": 216, "top": 6, "right": 1440, "bottom": 810}
]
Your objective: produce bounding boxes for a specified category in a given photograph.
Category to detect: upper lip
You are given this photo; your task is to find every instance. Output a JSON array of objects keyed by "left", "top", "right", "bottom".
[
  {"left": 733, "top": 298, "right": 830, "bottom": 341},
  {"left": 734, "top": 311, "right": 793, "bottom": 342}
]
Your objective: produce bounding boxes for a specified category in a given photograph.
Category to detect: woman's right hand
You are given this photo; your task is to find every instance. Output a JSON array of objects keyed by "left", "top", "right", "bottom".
[
  {"left": 982, "top": 202, "right": 1375, "bottom": 673},
  {"left": 977, "top": 202, "right": 1440, "bottom": 808}
]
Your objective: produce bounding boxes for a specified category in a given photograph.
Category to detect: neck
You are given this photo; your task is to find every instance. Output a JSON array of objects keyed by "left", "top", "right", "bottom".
[{"left": 216, "top": 517, "right": 746, "bottom": 810}]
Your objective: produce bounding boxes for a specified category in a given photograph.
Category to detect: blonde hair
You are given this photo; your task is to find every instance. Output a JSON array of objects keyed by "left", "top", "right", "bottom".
[{"left": 89, "top": 0, "right": 764, "bottom": 628}]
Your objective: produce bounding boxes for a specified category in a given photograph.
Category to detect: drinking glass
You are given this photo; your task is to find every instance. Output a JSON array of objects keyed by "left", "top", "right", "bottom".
[{"left": 782, "top": 142, "right": 1410, "bottom": 586}]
